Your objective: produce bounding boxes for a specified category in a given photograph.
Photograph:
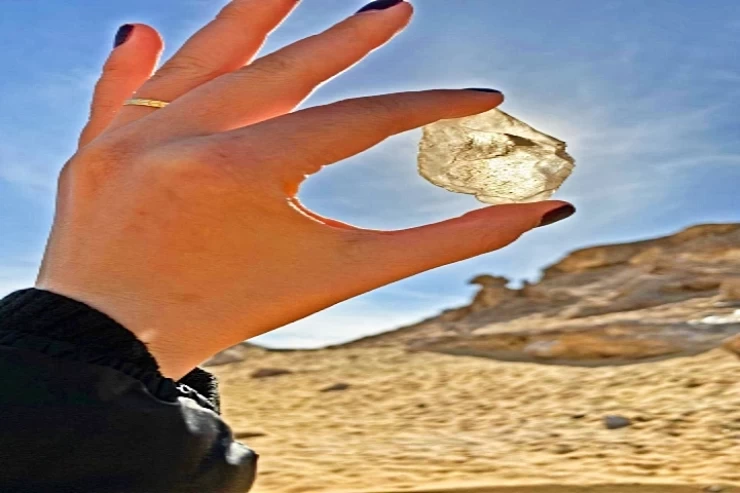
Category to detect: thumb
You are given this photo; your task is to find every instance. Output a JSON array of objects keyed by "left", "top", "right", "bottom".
[
  {"left": 362, "top": 201, "right": 575, "bottom": 282},
  {"left": 78, "top": 24, "right": 163, "bottom": 148}
]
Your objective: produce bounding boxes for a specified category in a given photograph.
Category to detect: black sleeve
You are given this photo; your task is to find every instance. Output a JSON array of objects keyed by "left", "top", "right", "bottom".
[{"left": 0, "top": 288, "right": 258, "bottom": 493}]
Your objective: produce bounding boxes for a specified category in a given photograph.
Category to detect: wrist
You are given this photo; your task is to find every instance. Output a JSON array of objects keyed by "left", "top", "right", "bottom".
[{"left": 33, "top": 277, "right": 218, "bottom": 381}]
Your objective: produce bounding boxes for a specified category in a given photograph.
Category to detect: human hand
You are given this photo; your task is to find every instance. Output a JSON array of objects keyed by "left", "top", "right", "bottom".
[{"left": 35, "top": 0, "right": 575, "bottom": 381}]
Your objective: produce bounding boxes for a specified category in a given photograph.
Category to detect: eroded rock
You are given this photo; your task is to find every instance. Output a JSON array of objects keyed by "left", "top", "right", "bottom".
[
  {"left": 469, "top": 275, "right": 518, "bottom": 310},
  {"left": 722, "top": 334, "right": 740, "bottom": 359},
  {"left": 321, "top": 383, "right": 351, "bottom": 392},
  {"left": 234, "top": 431, "right": 268, "bottom": 439},
  {"left": 338, "top": 223, "right": 740, "bottom": 359},
  {"left": 408, "top": 321, "right": 739, "bottom": 366},
  {"left": 203, "top": 342, "right": 266, "bottom": 367},
  {"left": 251, "top": 368, "right": 293, "bottom": 379},
  {"left": 604, "top": 415, "right": 632, "bottom": 430},
  {"left": 720, "top": 277, "right": 740, "bottom": 302},
  {"left": 704, "top": 485, "right": 726, "bottom": 493}
]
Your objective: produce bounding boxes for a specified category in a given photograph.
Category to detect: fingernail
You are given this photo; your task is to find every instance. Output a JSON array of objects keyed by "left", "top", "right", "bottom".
[
  {"left": 356, "top": 0, "right": 404, "bottom": 14},
  {"left": 114, "top": 24, "right": 134, "bottom": 48},
  {"left": 464, "top": 88, "right": 503, "bottom": 95},
  {"left": 537, "top": 204, "right": 576, "bottom": 228}
]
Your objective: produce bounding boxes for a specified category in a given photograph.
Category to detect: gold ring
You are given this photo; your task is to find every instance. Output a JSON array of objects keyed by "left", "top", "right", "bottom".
[{"left": 124, "top": 98, "right": 170, "bottom": 109}]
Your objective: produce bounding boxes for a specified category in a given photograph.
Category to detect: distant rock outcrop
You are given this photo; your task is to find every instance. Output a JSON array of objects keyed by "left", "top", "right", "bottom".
[
  {"left": 723, "top": 334, "right": 740, "bottom": 359},
  {"left": 719, "top": 277, "right": 740, "bottom": 302},
  {"left": 407, "top": 321, "right": 740, "bottom": 366},
  {"left": 469, "top": 275, "right": 517, "bottom": 309},
  {"left": 202, "top": 224, "right": 740, "bottom": 367},
  {"left": 202, "top": 342, "right": 266, "bottom": 367},
  {"left": 604, "top": 415, "right": 633, "bottom": 430},
  {"left": 251, "top": 368, "right": 293, "bottom": 379},
  {"left": 320, "top": 383, "right": 351, "bottom": 392},
  {"left": 338, "top": 223, "right": 740, "bottom": 365}
]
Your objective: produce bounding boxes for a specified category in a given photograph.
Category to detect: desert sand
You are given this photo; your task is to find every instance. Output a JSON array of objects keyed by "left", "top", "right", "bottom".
[
  {"left": 210, "top": 347, "right": 740, "bottom": 493},
  {"left": 206, "top": 225, "right": 740, "bottom": 492}
]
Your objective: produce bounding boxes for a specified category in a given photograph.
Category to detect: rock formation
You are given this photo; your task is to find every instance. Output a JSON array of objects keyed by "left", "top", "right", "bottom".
[
  {"left": 202, "top": 342, "right": 266, "bottom": 367},
  {"left": 723, "top": 334, "right": 740, "bottom": 359},
  {"left": 720, "top": 277, "right": 740, "bottom": 302},
  {"left": 339, "top": 223, "right": 740, "bottom": 365},
  {"left": 205, "top": 224, "right": 740, "bottom": 367}
]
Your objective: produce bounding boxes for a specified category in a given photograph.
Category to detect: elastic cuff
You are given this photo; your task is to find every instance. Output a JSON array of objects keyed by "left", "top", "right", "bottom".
[{"left": 0, "top": 288, "right": 221, "bottom": 414}]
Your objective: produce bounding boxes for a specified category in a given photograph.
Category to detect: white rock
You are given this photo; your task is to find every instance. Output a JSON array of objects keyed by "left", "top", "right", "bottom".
[{"left": 691, "top": 309, "right": 740, "bottom": 325}]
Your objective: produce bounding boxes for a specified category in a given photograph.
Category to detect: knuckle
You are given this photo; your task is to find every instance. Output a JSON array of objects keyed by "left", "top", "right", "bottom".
[
  {"left": 89, "top": 96, "right": 122, "bottom": 119},
  {"left": 348, "top": 96, "right": 401, "bottom": 122},
  {"left": 376, "top": 96, "right": 409, "bottom": 117},
  {"left": 152, "top": 53, "right": 227, "bottom": 84},
  {"left": 101, "top": 53, "right": 153, "bottom": 80},
  {"left": 122, "top": 144, "right": 218, "bottom": 199},
  {"left": 241, "top": 45, "right": 329, "bottom": 89},
  {"left": 247, "top": 53, "right": 298, "bottom": 77},
  {"left": 79, "top": 138, "right": 129, "bottom": 167},
  {"left": 215, "top": 1, "right": 251, "bottom": 22},
  {"left": 480, "top": 225, "right": 524, "bottom": 251},
  {"left": 99, "top": 62, "right": 134, "bottom": 86},
  {"left": 335, "top": 20, "right": 370, "bottom": 44},
  {"left": 57, "top": 157, "right": 77, "bottom": 187},
  {"left": 101, "top": 54, "right": 130, "bottom": 74},
  {"left": 64, "top": 135, "right": 138, "bottom": 187},
  {"left": 145, "top": 141, "right": 212, "bottom": 179},
  {"left": 146, "top": 139, "right": 261, "bottom": 194},
  {"left": 62, "top": 134, "right": 260, "bottom": 197}
]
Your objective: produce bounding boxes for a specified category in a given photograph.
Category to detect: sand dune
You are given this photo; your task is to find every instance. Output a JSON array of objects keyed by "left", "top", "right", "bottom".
[{"left": 210, "top": 347, "right": 740, "bottom": 493}]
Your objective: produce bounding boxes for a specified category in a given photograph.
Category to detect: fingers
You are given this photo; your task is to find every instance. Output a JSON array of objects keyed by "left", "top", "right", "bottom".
[
  {"left": 78, "top": 24, "right": 163, "bottom": 148},
  {"left": 216, "top": 89, "right": 504, "bottom": 187},
  {"left": 142, "top": 1, "right": 414, "bottom": 138},
  {"left": 357, "top": 202, "right": 576, "bottom": 286},
  {"left": 106, "top": 0, "right": 299, "bottom": 131}
]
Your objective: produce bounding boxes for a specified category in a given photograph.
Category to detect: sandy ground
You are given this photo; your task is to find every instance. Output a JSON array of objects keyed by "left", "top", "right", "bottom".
[
  {"left": 360, "top": 486, "right": 739, "bottom": 493},
  {"left": 209, "top": 348, "right": 740, "bottom": 493},
  {"left": 359, "top": 486, "right": 739, "bottom": 493}
]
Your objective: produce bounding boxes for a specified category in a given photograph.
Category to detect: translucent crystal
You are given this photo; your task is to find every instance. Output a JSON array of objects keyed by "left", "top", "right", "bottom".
[{"left": 418, "top": 109, "right": 575, "bottom": 204}]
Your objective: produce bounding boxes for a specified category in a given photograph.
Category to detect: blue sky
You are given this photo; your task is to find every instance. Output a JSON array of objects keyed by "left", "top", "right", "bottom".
[{"left": 1, "top": 0, "right": 739, "bottom": 348}]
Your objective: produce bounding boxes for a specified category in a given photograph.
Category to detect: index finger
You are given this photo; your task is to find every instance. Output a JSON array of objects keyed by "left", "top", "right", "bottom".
[{"left": 215, "top": 88, "right": 504, "bottom": 188}]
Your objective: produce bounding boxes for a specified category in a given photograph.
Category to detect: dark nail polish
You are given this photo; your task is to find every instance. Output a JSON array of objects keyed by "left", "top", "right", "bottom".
[
  {"left": 356, "top": 0, "right": 404, "bottom": 14},
  {"left": 464, "top": 88, "right": 503, "bottom": 94},
  {"left": 537, "top": 204, "right": 576, "bottom": 228},
  {"left": 114, "top": 24, "right": 134, "bottom": 48}
]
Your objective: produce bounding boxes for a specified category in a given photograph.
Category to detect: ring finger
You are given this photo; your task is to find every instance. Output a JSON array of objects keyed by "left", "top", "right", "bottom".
[{"left": 107, "top": 0, "right": 299, "bottom": 130}]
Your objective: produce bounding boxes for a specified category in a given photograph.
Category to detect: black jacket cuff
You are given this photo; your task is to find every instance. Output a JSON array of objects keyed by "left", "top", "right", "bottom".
[{"left": 0, "top": 288, "right": 222, "bottom": 414}]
